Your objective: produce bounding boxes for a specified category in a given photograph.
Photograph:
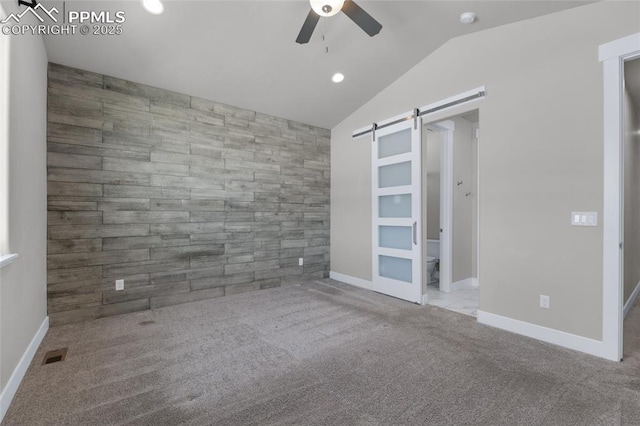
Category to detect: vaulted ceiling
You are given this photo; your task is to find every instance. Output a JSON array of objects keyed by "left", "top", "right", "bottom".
[{"left": 40, "top": 0, "right": 591, "bottom": 128}]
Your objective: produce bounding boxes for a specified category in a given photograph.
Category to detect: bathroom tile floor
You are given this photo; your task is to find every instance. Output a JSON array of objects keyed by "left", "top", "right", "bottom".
[{"left": 426, "top": 282, "right": 479, "bottom": 317}]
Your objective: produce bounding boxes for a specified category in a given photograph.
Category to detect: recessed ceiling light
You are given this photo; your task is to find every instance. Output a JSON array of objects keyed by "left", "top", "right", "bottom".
[
  {"left": 332, "top": 73, "right": 345, "bottom": 83},
  {"left": 460, "top": 12, "right": 476, "bottom": 24},
  {"left": 142, "top": 0, "right": 164, "bottom": 15}
]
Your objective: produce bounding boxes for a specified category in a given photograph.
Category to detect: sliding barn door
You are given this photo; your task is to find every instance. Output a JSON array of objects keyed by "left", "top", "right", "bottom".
[{"left": 372, "top": 120, "right": 422, "bottom": 303}]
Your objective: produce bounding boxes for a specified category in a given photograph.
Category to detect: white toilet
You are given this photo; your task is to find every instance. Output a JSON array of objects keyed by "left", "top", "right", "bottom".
[{"left": 426, "top": 239, "right": 440, "bottom": 283}]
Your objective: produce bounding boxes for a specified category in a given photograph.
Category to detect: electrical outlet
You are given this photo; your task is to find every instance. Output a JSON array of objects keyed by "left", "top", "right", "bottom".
[
  {"left": 540, "top": 295, "right": 550, "bottom": 309},
  {"left": 298, "top": 258, "right": 304, "bottom": 266},
  {"left": 115, "top": 279, "right": 124, "bottom": 291}
]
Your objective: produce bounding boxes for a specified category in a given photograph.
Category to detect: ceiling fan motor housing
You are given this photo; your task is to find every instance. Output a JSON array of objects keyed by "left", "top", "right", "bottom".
[{"left": 310, "top": 0, "right": 344, "bottom": 17}]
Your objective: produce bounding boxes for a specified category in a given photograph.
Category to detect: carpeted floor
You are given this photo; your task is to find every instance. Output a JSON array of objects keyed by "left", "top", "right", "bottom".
[{"left": 4, "top": 279, "right": 640, "bottom": 425}]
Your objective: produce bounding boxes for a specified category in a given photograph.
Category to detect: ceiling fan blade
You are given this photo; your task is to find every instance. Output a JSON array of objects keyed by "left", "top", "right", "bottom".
[
  {"left": 296, "top": 9, "right": 321, "bottom": 44},
  {"left": 341, "top": 0, "right": 382, "bottom": 37}
]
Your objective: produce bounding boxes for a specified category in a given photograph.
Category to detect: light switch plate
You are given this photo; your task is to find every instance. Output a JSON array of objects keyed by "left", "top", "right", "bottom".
[
  {"left": 571, "top": 211, "right": 598, "bottom": 227},
  {"left": 115, "top": 279, "right": 124, "bottom": 291}
]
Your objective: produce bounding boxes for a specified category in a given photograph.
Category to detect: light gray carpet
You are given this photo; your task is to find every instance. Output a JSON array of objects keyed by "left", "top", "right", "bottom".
[{"left": 4, "top": 279, "right": 640, "bottom": 425}]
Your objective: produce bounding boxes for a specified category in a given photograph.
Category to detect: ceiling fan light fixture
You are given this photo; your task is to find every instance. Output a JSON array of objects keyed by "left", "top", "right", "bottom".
[
  {"left": 296, "top": 0, "right": 381, "bottom": 44},
  {"left": 310, "top": 0, "right": 345, "bottom": 17},
  {"left": 142, "top": 0, "right": 164, "bottom": 15}
]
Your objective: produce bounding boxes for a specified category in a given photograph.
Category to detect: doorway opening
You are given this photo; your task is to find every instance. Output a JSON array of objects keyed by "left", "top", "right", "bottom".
[
  {"left": 0, "top": 9, "right": 9, "bottom": 255},
  {"left": 622, "top": 57, "right": 640, "bottom": 357},
  {"left": 422, "top": 110, "right": 480, "bottom": 317},
  {"left": 601, "top": 32, "right": 640, "bottom": 361}
]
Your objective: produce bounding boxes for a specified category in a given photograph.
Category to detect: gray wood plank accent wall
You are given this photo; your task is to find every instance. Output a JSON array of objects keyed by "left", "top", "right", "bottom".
[{"left": 46, "top": 63, "right": 330, "bottom": 325}]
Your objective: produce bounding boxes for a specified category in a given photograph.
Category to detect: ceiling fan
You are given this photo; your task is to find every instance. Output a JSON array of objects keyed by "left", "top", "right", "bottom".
[{"left": 296, "top": 0, "right": 382, "bottom": 44}]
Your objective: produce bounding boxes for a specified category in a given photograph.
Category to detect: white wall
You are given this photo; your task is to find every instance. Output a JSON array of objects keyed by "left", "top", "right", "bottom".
[
  {"left": 331, "top": 1, "right": 640, "bottom": 341},
  {"left": 624, "top": 64, "right": 640, "bottom": 304},
  {"left": 0, "top": 14, "right": 48, "bottom": 399}
]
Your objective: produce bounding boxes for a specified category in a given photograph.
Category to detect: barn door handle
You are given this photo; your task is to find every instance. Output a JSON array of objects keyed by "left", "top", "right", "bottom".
[{"left": 413, "top": 222, "right": 417, "bottom": 245}]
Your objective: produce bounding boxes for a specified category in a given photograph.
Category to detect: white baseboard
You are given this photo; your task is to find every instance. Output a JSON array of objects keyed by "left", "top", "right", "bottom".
[
  {"left": 329, "top": 271, "right": 372, "bottom": 291},
  {"left": 477, "top": 310, "right": 616, "bottom": 361},
  {"left": 624, "top": 280, "right": 640, "bottom": 318},
  {"left": 0, "top": 316, "right": 49, "bottom": 422},
  {"left": 450, "top": 278, "right": 478, "bottom": 291}
]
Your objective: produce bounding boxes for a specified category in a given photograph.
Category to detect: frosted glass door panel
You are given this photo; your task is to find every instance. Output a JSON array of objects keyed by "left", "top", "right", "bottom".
[
  {"left": 379, "top": 255, "right": 412, "bottom": 283},
  {"left": 379, "top": 226, "right": 412, "bottom": 250},
  {"left": 379, "top": 194, "right": 411, "bottom": 218},
  {"left": 378, "top": 128, "right": 411, "bottom": 158},
  {"left": 379, "top": 161, "right": 411, "bottom": 188}
]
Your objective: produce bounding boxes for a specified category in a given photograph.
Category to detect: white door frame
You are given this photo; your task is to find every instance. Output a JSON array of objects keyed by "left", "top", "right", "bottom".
[
  {"left": 600, "top": 32, "right": 640, "bottom": 362},
  {"left": 425, "top": 121, "right": 455, "bottom": 293},
  {"left": 475, "top": 127, "right": 480, "bottom": 289}
]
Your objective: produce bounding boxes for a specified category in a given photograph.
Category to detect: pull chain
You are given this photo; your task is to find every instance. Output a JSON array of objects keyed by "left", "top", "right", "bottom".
[
  {"left": 320, "top": 17, "right": 329, "bottom": 54},
  {"left": 322, "top": 34, "right": 328, "bottom": 54}
]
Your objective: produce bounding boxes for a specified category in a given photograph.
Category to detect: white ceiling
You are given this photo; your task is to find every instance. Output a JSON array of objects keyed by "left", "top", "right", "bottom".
[{"left": 39, "top": 0, "right": 590, "bottom": 129}]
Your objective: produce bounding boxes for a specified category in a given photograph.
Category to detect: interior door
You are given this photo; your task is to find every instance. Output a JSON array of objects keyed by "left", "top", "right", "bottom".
[{"left": 372, "top": 119, "right": 422, "bottom": 303}]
